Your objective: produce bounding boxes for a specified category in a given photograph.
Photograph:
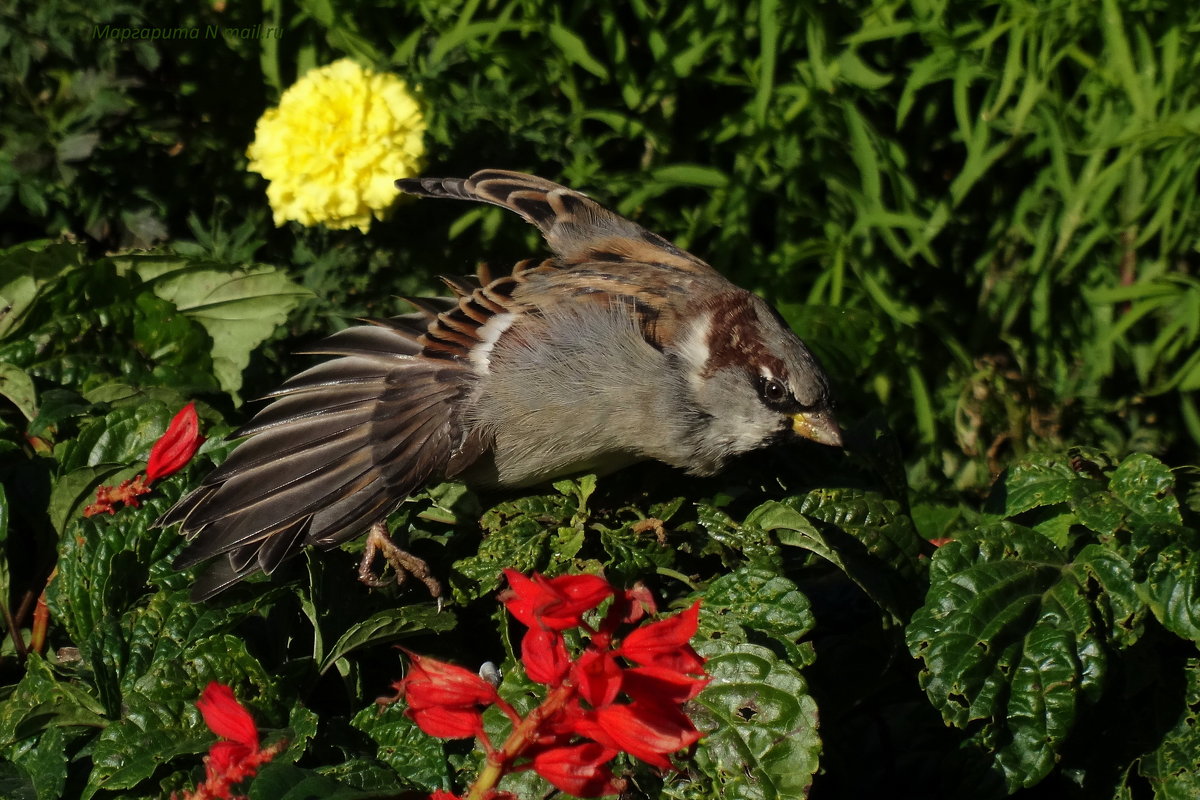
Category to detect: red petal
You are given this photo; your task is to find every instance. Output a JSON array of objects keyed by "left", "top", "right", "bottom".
[
  {"left": 592, "top": 702, "right": 702, "bottom": 770},
  {"left": 501, "top": 570, "right": 613, "bottom": 631},
  {"left": 531, "top": 742, "right": 621, "bottom": 797},
  {"left": 428, "top": 792, "right": 462, "bottom": 800},
  {"left": 621, "top": 665, "right": 709, "bottom": 705},
  {"left": 205, "top": 740, "right": 252, "bottom": 775},
  {"left": 146, "top": 402, "right": 204, "bottom": 482},
  {"left": 618, "top": 601, "right": 705, "bottom": 673},
  {"left": 571, "top": 649, "right": 622, "bottom": 709},
  {"left": 399, "top": 652, "right": 500, "bottom": 709},
  {"left": 196, "top": 682, "right": 259, "bottom": 748},
  {"left": 521, "top": 628, "right": 570, "bottom": 685},
  {"left": 407, "top": 705, "right": 485, "bottom": 739}
]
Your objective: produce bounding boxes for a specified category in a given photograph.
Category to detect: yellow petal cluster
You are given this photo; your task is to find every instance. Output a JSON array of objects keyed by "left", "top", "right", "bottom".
[{"left": 246, "top": 59, "right": 426, "bottom": 232}]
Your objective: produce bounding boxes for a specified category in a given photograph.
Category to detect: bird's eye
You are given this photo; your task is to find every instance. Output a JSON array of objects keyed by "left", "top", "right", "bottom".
[{"left": 757, "top": 376, "right": 789, "bottom": 405}]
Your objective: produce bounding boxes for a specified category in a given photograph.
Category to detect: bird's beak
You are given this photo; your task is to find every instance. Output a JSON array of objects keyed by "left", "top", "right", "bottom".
[{"left": 791, "top": 411, "right": 843, "bottom": 448}]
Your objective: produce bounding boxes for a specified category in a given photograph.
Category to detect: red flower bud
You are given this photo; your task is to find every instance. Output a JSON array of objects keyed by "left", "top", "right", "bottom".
[
  {"left": 146, "top": 402, "right": 204, "bottom": 482},
  {"left": 395, "top": 652, "right": 499, "bottom": 739},
  {"left": 521, "top": 628, "right": 570, "bottom": 685},
  {"left": 196, "top": 682, "right": 259, "bottom": 749},
  {"left": 571, "top": 649, "right": 623, "bottom": 709}
]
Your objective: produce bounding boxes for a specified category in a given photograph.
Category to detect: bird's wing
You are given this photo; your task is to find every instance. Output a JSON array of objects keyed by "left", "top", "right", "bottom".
[
  {"left": 159, "top": 316, "right": 486, "bottom": 600},
  {"left": 396, "top": 169, "right": 720, "bottom": 275},
  {"left": 397, "top": 170, "right": 733, "bottom": 349}
]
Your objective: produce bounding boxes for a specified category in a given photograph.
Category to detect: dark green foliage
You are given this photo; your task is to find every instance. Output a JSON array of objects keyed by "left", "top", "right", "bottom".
[{"left": 2, "top": 1, "right": 1199, "bottom": 798}]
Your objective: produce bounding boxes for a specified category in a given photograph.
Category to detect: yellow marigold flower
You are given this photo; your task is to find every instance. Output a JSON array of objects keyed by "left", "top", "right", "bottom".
[{"left": 246, "top": 58, "right": 426, "bottom": 232}]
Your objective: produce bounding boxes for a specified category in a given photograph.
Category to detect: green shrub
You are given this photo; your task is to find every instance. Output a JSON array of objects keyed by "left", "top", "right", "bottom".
[{"left": 1, "top": 1, "right": 1198, "bottom": 798}]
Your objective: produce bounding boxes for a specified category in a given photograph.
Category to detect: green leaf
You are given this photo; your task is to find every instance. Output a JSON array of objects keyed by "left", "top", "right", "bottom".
[
  {"left": 1138, "top": 658, "right": 1200, "bottom": 799},
  {"left": 548, "top": 22, "right": 610, "bottom": 79},
  {"left": 1110, "top": 452, "right": 1182, "bottom": 526},
  {"left": 452, "top": 490, "right": 576, "bottom": 600},
  {"left": 747, "top": 490, "right": 924, "bottom": 619},
  {"left": 128, "top": 259, "right": 311, "bottom": 403},
  {"left": 351, "top": 702, "right": 448, "bottom": 790},
  {"left": 0, "top": 655, "right": 107, "bottom": 749},
  {"left": 1142, "top": 530, "right": 1200, "bottom": 643},
  {"left": 320, "top": 606, "right": 455, "bottom": 674},
  {"left": 248, "top": 762, "right": 382, "bottom": 799},
  {"left": 650, "top": 164, "right": 730, "bottom": 188},
  {"left": 992, "top": 452, "right": 1103, "bottom": 517},
  {"left": 906, "top": 523, "right": 1137, "bottom": 791},
  {"left": 690, "top": 642, "right": 820, "bottom": 800},
  {"left": 0, "top": 362, "right": 36, "bottom": 421},
  {"left": 700, "top": 566, "right": 816, "bottom": 667},
  {"left": 46, "top": 464, "right": 130, "bottom": 535},
  {"left": 0, "top": 241, "right": 85, "bottom": 340}
]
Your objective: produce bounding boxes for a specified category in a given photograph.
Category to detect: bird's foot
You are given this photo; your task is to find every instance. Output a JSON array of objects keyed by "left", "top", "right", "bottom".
[{"left": 357, "top": 521, "right": 443, "bottom": 606}]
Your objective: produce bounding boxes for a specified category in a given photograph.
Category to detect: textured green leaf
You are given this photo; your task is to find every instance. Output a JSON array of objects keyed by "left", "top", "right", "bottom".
[
  {"left": 247, "top": 762, "right": 381, "bottom": 799},
  {"left": 130, "top": 260, "right": 311, "bottom": 402},
  {"left": 0, "top": 762, "right": 37, "bottom": 800},
  {"left": 82, "top": 606, "right": 282, "bottom": 799},
  {"left": 54, "top": 401, "right": 179, "bottom": 474},
  {"left": 452, "top": 489, "right": 579, "bottom": 600},
  {"left": 0, "top": 362, "right": 36, "bottom": 421},
  {"left": 314, "top": 759, "right": 407, "bottom": 792},
  {"left": 0, "top": 240, "right": 84, "bottom": 340},
  {"left": 320, "top": 606, "right": 455, "bottom": 674},
  {"left": 906, "top": 523, "right": 1133, "bottom": 791},
  {"left": 1110, "top": 452, "right": 1182, "bottom": 526},
  {"left": 47, "top": 464, "right": 133, "bottom": 534},
  {"left": 0, "top": 655, "right": 107, "bottom": 749},
  {"left": 6, "top": 724, "right": 68, "bottom": 800},
  {"left": 1138, "top": 658, "right": 1200, "bottom": 800},
  {"left": 691, "top": 642, "right": 820, "bottom": 800},
  {"left": 994, "top": 452, "right": 1103, "bottom": 517},
  {"left": 351, "top": 702, "right": 448, "bottom": 790},
  {"left": 700, "top": 566, "right": 815, "bottom": 667},
  {"left": 1142, "top": 530, "right": 1200, "bottom": 643},
  {"left": 748, "top": 490, "right": 923, "bottom": 618}
]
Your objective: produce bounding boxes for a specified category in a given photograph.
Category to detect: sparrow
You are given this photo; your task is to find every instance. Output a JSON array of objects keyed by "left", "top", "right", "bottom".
[{"left": 159, "top": 170, "right": 842, "bottom": 601}]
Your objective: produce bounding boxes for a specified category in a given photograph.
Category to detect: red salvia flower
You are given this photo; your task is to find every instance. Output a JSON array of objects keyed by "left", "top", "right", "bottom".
[
  {"left": 176, "top": 682, "right": 283, "bottom": 800},
  {"left": 394, "top": 651, "right": 501, "bottom": 740},
  {"left": 393, "top": 571, "right": 708, "bottom": 799},
  {"left": 84, "top": 402, "right": 204, "bottom": 516},
  {"left": 571, "top": 648, "right": 623, "bottom": 709},
  {"left": 500, "top": 569, "right": 613, "bottom": 630}
]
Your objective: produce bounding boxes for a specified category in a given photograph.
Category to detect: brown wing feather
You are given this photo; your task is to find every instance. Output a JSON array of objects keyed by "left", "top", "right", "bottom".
[
  {"left": 159, "top": 320, "right": 485, "bottom": 600},
  {"left": 396, "top": 170, "right": 717, "bottom": 274}
]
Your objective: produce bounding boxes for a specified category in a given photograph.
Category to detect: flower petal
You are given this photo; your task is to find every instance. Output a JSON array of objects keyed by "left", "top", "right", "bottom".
[
  {"left": 571, "top": 649, "right": 623, "bottom": 709},
  {"left": 196, "top": 682, "right": 259, "bottom": 749},
  {"left": 398, "top": 651, "right": 500, "bottom": 709},
  {"left": 522, "top": 628, "right": 570, "bottom": 685},
  {"left": 146, "top": 402, "right": 204, "bottom": 482},
  {"left": 591, "top": 701, "right": 702, "bottom": 770},
  {"left": 501, "top": 570, "right": 614, "bottom": 631},
  {"left": 407, "top": 705, "right": 486, "bottom": 740},
  {"left": 618, "top": 601, "right": 705, "bottom": 673},
  {"left": 531, "top": 742, "right": 622, "bottom": 797}
]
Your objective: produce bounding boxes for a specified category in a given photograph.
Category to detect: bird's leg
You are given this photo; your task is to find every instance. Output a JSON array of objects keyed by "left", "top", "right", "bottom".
[{"left": 357, "top": 521, "right": 443, "bottom": 602}]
